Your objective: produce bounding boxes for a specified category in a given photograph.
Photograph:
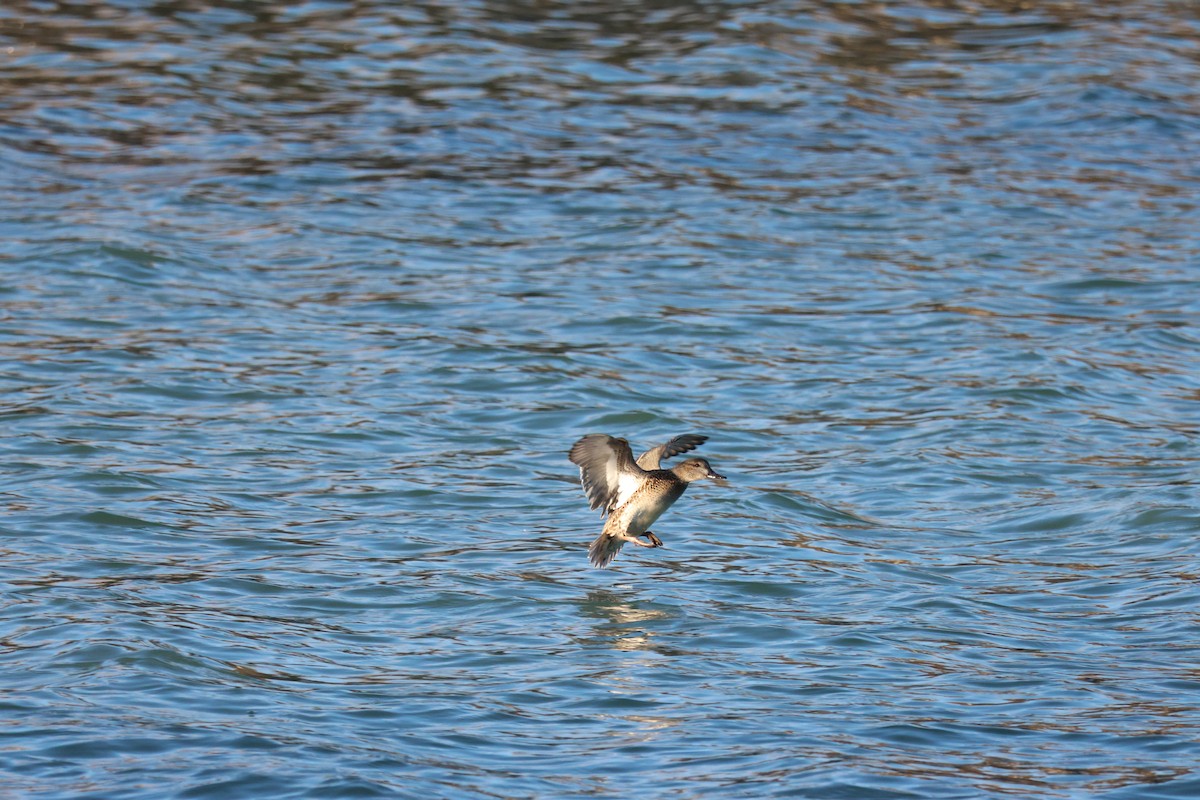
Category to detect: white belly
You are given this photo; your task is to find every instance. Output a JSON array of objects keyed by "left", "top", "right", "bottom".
[{"left": 608, "top": 481, "right": 685, "bottom": 535}]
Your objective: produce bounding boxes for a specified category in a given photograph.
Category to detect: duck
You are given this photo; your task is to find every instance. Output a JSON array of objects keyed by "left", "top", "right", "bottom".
[{"left": 568, "top": 433, "right": 725, "bottom": 568}]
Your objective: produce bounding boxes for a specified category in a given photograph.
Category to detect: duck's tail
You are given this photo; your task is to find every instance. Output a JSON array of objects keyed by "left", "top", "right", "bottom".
[{"left": 588, "top": 532, "right": 624, "bottom": 569}]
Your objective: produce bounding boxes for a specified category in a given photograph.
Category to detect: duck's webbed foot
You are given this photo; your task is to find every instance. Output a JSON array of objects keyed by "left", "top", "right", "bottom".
[{"left": 624, "top": 532, "right": 662, "bottom": 548}]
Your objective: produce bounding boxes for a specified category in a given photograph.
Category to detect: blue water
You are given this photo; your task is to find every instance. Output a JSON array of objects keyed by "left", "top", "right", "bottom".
[{"left": 3, "top": 2, "right": 1200, "bottom": 798}]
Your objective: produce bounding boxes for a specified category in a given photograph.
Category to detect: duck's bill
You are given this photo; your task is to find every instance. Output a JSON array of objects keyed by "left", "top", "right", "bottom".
[{"left": 707, "top": 469, "right": 727, "bottom": 481}]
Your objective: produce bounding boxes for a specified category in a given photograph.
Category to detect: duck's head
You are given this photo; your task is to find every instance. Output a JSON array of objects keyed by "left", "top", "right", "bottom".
[{"left": 672, "top": 458, "right": 726, "bottom": 483}]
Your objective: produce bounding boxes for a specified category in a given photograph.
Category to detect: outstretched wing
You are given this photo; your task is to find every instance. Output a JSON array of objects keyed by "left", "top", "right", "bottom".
[
  {"left": 568, "top": 434, "right": 645, "bottom": 517},
  {"left": 636, "top": 433, "right": 708, "bottom": 470}
]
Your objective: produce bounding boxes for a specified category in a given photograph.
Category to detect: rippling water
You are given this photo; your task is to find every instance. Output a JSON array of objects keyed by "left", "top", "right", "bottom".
[{"left": 4, "top": 1, "right": 1200, "bottom": 797}]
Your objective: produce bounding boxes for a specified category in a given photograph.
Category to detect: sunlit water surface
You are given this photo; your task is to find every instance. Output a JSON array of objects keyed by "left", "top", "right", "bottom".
[{"left": 3, "top": 1, "right": 1200, "bottom": 798}]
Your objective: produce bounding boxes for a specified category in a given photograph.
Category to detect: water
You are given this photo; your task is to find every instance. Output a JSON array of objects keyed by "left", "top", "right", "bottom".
[{"left": 3, "top": 1, "right": 1200, "bottom": 797}]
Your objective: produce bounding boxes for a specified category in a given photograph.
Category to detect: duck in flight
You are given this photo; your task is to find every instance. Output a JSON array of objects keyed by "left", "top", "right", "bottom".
[{"left": 568, "top": 433, "right": 725, "bottom": 568}]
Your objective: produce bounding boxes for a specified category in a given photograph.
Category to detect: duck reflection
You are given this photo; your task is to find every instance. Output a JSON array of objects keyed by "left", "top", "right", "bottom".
[
  {"left": 573, "top": 589, "right": 688, "bottom": 743},
  {"left": 575, "top": 588, "right": 677, "bottom": 653}
]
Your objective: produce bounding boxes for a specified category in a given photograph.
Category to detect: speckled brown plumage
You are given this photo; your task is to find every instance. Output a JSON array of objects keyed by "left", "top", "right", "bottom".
[{"left": 569, "top": 433, "right": 725, "bottom": 569}]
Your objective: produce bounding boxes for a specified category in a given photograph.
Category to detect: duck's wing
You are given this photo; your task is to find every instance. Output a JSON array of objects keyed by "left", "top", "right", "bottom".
[
  {"left": 636, "top": 433, "right": 708, "bottom": 470},
  {"left": 569, "top": 434, "right": 645, "bottom": 517}
]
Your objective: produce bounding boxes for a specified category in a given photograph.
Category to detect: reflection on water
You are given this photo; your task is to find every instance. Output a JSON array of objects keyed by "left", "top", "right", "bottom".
[
  {"left": 3, "top": 0, "right": 1200, "bottom": 798},
  {"left": 577, "top": 588, "right": 673, "bottom": 653}
]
